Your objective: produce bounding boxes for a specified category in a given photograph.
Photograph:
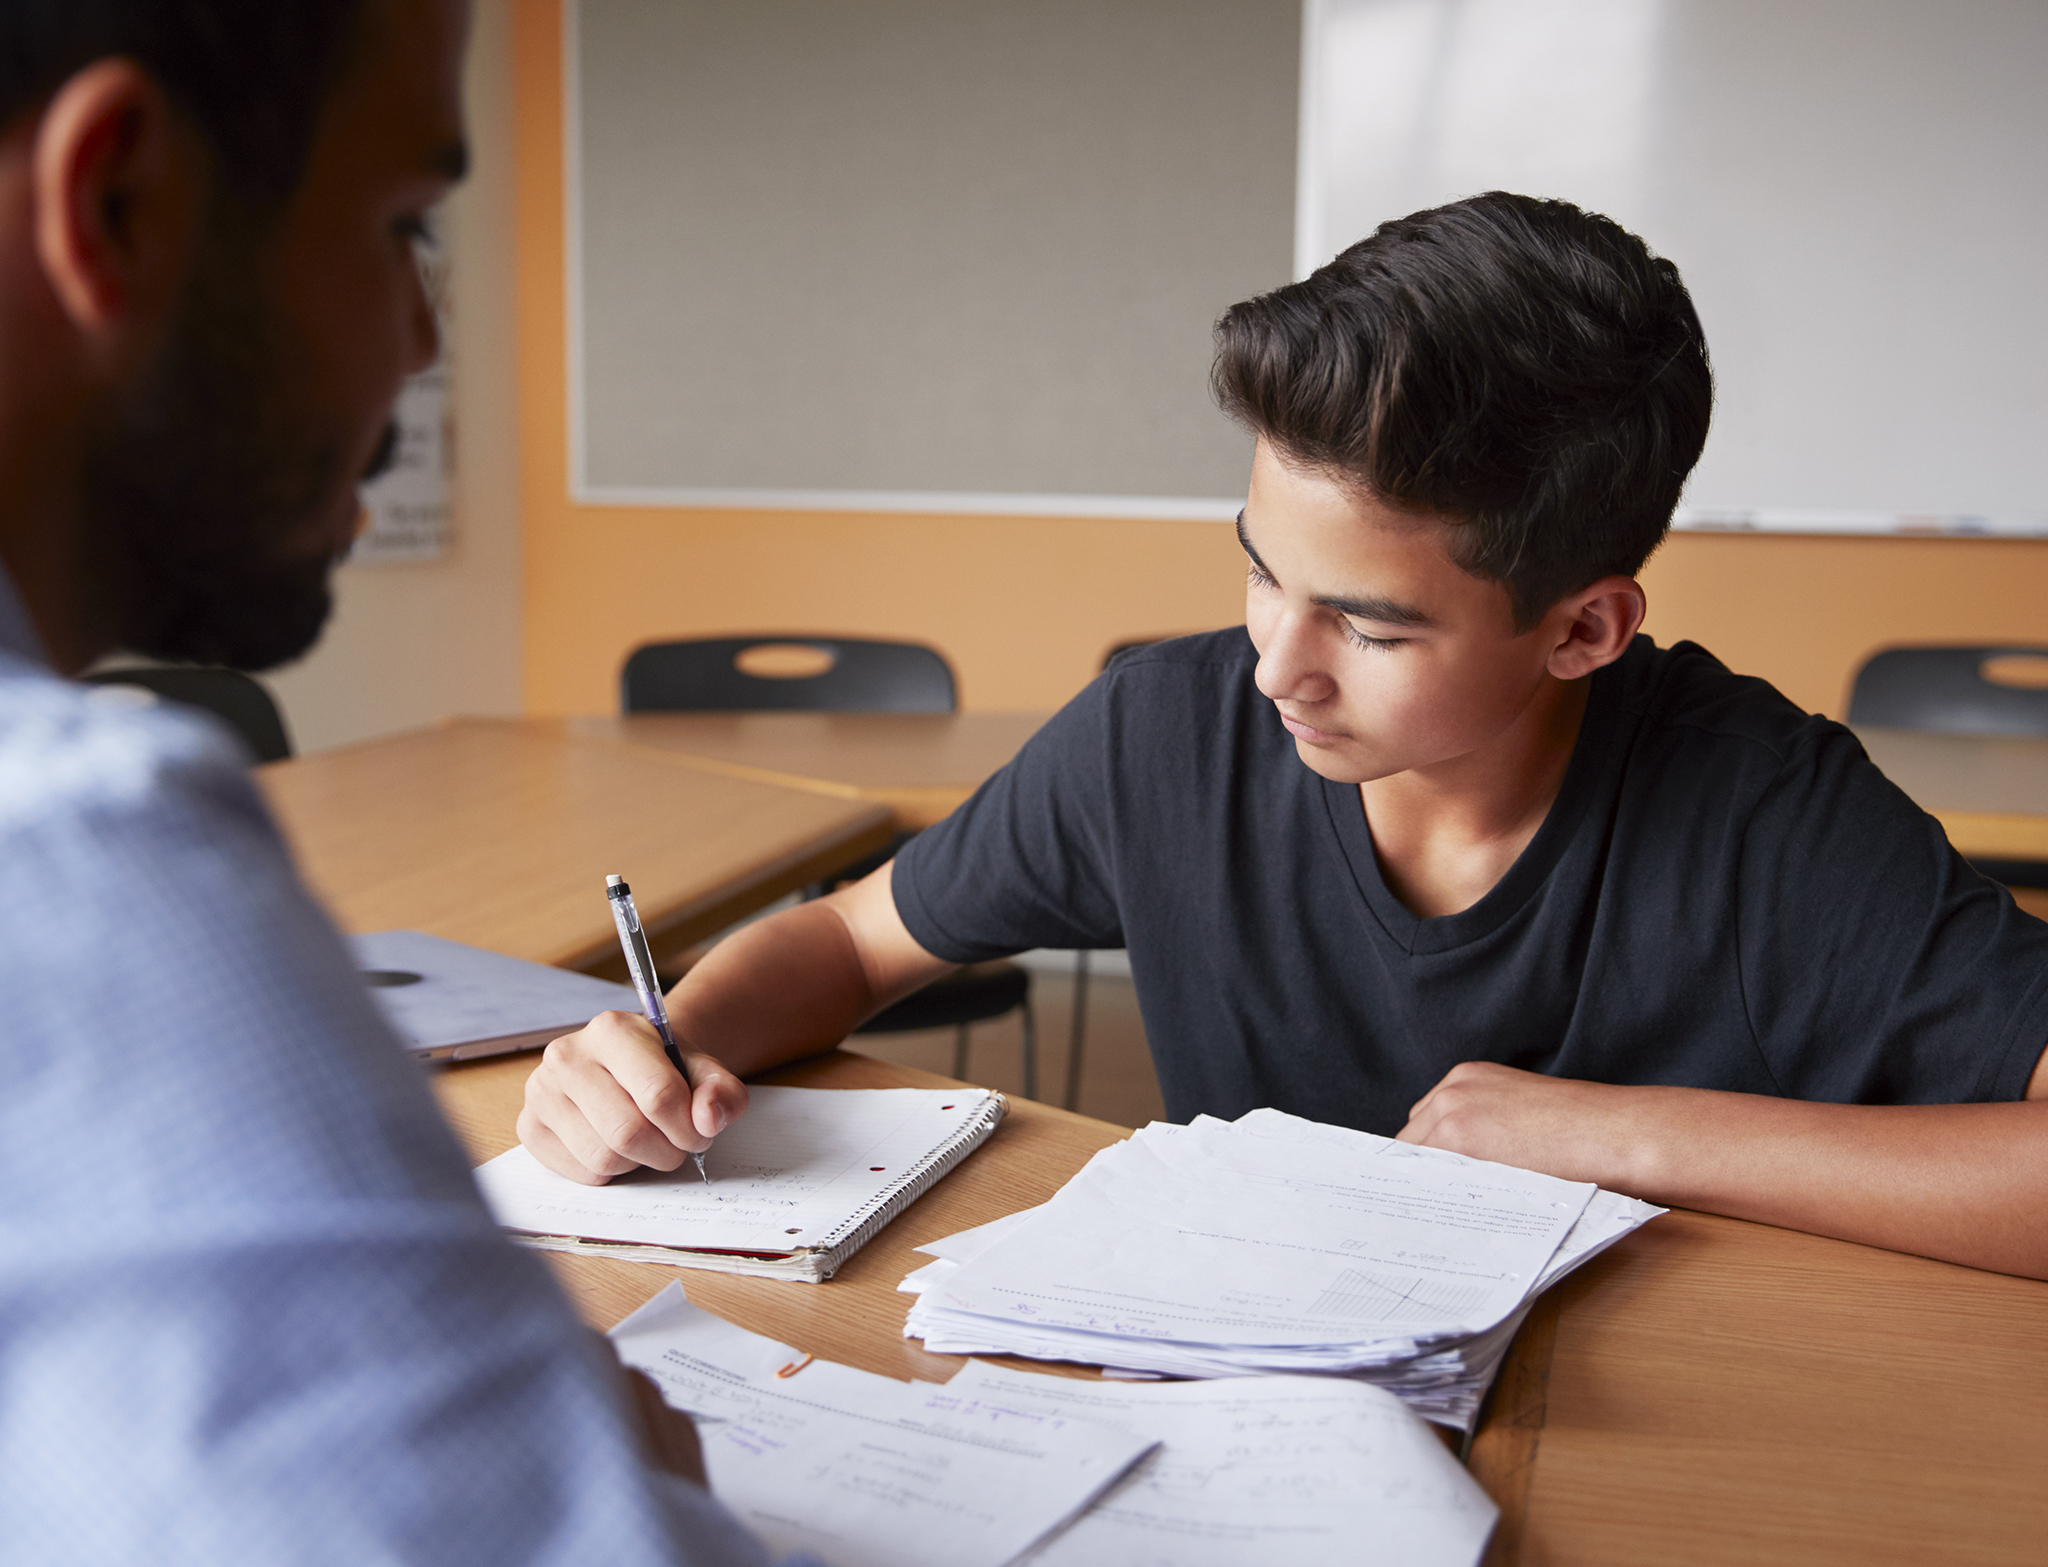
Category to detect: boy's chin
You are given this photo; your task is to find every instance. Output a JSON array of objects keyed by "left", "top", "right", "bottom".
[{"left": 1285, "top": 736, "right": 1390, "bottom": 787}]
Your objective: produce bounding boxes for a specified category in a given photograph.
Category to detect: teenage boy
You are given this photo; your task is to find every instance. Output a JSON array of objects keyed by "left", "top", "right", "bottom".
[
  {"left": 0, "top": 2, "right": 786, "bottom": 1561},
  {"left": 523, "top": 193, "right": 2048, "bottom": 1282}
]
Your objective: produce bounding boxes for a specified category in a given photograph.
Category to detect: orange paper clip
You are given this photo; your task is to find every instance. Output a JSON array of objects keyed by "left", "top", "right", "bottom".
[{"left": 774, "top": 1354, "right": 814, "bottom": 1379}]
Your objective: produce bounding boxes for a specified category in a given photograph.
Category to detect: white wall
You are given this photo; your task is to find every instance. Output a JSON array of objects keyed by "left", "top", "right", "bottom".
[
  {"left": 1299, "top": 0, "right": 2048, "bottom": 530},
  {"left": 267, "top": 0, "right": 523, "bottom": 753}
]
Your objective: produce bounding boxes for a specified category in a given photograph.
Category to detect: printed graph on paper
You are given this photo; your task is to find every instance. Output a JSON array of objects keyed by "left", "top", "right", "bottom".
[{"left": 1306, "top": 1269, "right": 1491, "bottom": 1324}]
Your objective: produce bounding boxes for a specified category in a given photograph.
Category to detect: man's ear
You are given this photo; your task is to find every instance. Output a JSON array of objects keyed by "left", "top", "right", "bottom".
[
  {"left": 31, "top": 60, "right": 204, "bottom": 356},
  {"left": 1544, "top": 574, "right": 1647, "bottom": 680}
]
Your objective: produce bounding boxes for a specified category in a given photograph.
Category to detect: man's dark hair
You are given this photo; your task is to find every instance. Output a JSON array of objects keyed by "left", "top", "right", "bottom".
[
  {"left": 0, "top": 0, "right": 364, "bottom": 210},
  {"left": 1214, "top": 192, "right": 1712, "bottom": 629}
]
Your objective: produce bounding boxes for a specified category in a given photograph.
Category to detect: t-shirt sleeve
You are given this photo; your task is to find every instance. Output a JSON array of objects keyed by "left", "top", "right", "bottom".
[
  {"left": 893, "top": 675, "right": 1127, "bottom": 961},
  {"left": 1734, "top": 724, "right": 2048, "bottom": 1104}
]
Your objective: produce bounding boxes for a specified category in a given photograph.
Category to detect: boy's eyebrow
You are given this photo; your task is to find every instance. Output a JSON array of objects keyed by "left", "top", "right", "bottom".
[
  {"left": 1234, "top": 509, "right": 1268, "bottom": 574},
  {"left": 1317, "top": 590, "right": 1436, "bottom": 628},
  {"left": 1235, "top": 509, "right": 1437, "bottom": 629}
]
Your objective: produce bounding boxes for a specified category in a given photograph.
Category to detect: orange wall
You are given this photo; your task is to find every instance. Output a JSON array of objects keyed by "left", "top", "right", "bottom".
[
  {"left": 1641, "top": 533, "right": 2048, "bottom": 719},
  {"left": 513, "top": 0, "right": 2048, "bottom": 722}
]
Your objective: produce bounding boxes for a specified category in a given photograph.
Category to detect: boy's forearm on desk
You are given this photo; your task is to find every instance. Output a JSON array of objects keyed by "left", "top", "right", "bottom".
[
  {"left": 1401, "top": 1060, "right": 2048, "bottom": 1279},
  {"left": 1628, "top": 1089, "right": 2048, "bottom": 1279}
]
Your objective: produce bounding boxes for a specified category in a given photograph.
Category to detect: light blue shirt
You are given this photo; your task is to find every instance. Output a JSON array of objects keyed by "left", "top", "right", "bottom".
[{"left": 0, "top": 566, "right": 781, "bottom": 1565}]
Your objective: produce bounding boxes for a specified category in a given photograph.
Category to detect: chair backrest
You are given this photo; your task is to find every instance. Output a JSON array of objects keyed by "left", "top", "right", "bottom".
[
  {"left": 621, "top": 636, "right": 958, "bottom": 714},
  {"left": 82, "top": 666, "right": 294, "bottom": 762},
  {"left": 1102, "top": 639, "right": 1160, "bottom": 670},
  {"left": 1847, "top": 645, "right": 2048, "bottom": 737}
]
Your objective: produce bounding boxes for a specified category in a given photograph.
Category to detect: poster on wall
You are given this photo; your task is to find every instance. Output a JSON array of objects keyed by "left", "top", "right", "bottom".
[{"left": 354, "top": 217, "right": 453, "bottom": 563}]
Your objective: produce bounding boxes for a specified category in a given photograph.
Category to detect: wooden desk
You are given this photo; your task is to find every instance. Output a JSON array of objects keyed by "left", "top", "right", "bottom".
[
  {"left": 1857, "top": 724, "right": 2048, "bottom": 863},
  {"left": 1470, "top": 1208, "right": 2048, "bottom": 1565},
  {"left": 431, "top": 1048, "right": 1124, "bottom": 1381},
  {"left": 566, "top": 711, "right": 1048, "bottom": 830},
  {"left": 435, "top": 1046, "right": 2048, "bottom": 1564},
  {"left": 259, "top": 719, "right": 894, "bottom": 972}
]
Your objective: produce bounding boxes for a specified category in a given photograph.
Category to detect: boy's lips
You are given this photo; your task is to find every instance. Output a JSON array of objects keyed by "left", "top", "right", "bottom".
[{"left": 1277, "top": 708, "right": 1347, "bottom": 744}]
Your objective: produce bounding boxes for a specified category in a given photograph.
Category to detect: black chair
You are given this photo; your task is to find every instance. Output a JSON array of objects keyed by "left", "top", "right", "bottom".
[
  {"left": 622, "top": 636, "right": 956, "bottom": 715},
  {"left": 620, "top": 635, "right": 1035, "bottom": 1097},
  {"left": 1102, "top": 638, "right": 1164, "bottom": 670},
  {"left": 1849, "top": 644, "right": 2048, "bottom": 886},
  {"left": 1847, "top": 646, "right": 2048, "bottom": 738},
  {"left": 82, "top": 665, "right": 293, "bottom": 763}
]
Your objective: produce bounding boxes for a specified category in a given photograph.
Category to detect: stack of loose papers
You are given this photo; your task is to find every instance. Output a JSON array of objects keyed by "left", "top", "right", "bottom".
[
  {"left": 614, "top": 1282, "right": 1498, "bottom": 1567},
  {"left": 902, "top": 1109, "right": 1662, "bottom": 1430}
]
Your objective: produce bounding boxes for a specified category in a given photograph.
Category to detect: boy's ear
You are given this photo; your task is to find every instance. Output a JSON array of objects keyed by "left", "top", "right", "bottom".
[
  {"left": 32, "top": 59, "right": 205, "bottom": 359},
  {"left": 1544, "top": 575, "right": 1646, "bottom": 680}
]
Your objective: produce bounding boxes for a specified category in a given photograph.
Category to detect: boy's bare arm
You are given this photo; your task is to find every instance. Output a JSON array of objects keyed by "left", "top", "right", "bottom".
[
  {"left": 517, "top": 862, "right": 955, "bottom": 1184},
  {"left": 1398, "top": 1051, "right": 2048, "bottom": 1279}
]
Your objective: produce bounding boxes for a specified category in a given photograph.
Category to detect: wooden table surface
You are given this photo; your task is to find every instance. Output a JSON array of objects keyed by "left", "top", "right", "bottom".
[
  {"left": 1857, "top": 723, "right": 2048, "bottom": 862},
  {"left": 259, "top": 718, "right": 894, "bottom": 972},
  {"left": 435, "top": 1047, "right": 2048, "bottom": 1566},
  {"left": 1470, "top": 1208, "right": 2048, "bottom": 1565},
  {"left": 566, "top": 711, "right": 1048, "bottom": 829}
]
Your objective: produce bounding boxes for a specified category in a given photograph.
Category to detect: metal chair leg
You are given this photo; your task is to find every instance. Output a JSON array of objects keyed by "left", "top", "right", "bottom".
[
  {"left": 952, "top": 1023, "right": 970, "bottom": 1081},
  {"left": 1063, "top": 950, "right": 1089, "bottom": 1111},
  {"left": 1019, "top": 994, "right": 1037, "bottom": 1103}
]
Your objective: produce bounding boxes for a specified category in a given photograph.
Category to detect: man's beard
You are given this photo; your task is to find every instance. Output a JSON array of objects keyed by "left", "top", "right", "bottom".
[{"left": 77, "top": 218, "right": 385, "bottom": 673}]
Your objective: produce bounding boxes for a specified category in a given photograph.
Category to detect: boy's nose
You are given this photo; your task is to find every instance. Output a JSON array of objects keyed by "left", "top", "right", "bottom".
[{"left": 1253, "top": 614, "right": 1338, "bottom": 705}]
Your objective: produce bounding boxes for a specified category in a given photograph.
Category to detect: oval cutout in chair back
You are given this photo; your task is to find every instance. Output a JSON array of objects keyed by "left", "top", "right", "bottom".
[
  {"left": 1979, "top": 654, "right": 2048, "bottom": 690},
  {"left": 733, "top": 642, "right": 838, "bottom": 680}
]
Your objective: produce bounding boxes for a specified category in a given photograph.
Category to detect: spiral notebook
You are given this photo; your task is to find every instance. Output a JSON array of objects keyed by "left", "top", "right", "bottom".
[{"left": 473, "top": 1086, "right": 1006, "bottom": 1282}]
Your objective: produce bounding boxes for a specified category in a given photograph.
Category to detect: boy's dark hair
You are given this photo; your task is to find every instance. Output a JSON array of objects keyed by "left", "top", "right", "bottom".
[
  {"left": 0, "top": 0, "right": 364, "bottom": 212},
  {"left": 1213, "top": 192, "right": 1712, "bottom": 629}
]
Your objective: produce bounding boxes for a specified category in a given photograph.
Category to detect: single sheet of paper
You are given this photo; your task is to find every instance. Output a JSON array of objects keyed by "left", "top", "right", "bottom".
[
  {"left": 914, "top": 1203, "right": 1047, "bottom": 1263},
  {"left": 934, "top": 1362, "right": 1498, "bottom": 1567},
  {"left": 611, "top": 1285, "right": 1157, "bottom": 1567}
]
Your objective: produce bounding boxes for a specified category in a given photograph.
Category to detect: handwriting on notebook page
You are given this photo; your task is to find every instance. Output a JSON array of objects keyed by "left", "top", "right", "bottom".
[{"left": 474, "top": 1086, "right": 998, "bottom": 1253}]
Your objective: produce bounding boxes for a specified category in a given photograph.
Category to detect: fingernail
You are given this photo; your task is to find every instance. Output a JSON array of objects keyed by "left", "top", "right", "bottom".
[{"left": 713, "top": 1104, "right": 730, "bottom": 1133}]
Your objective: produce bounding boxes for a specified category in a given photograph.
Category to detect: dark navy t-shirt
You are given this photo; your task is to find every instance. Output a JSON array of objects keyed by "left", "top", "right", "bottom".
[{"left": 892, "top": 630, "right": 2048, "bottom": 1133}]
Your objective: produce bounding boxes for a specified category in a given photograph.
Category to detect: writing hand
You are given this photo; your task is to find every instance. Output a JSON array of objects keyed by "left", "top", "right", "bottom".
[{"left": 517, "top": 1009, "right": 749, "bottom": 1185}]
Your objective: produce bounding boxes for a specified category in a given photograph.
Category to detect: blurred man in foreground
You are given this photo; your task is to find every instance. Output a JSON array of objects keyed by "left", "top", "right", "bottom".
[{"left": 0, "top": 3, "right": 783, "bottom": 1561}]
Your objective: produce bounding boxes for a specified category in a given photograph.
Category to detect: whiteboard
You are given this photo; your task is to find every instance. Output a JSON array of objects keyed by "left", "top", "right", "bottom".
[
  {"left": 1298, "top": 0, "right": 2048, "bottom": 537},
  {"left": 569, "top": 0, "right": 1299, "bottom": 518}
]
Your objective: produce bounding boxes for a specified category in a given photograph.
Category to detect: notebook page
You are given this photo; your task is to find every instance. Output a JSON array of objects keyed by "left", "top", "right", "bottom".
[{"left": 475, "top": 1086, "right": 997, "bottom": 1254}]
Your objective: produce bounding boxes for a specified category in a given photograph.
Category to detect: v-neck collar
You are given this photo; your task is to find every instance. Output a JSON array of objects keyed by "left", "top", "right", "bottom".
[{"left": 1324, "top": 663, "right": 1622, "bottom": 955}]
